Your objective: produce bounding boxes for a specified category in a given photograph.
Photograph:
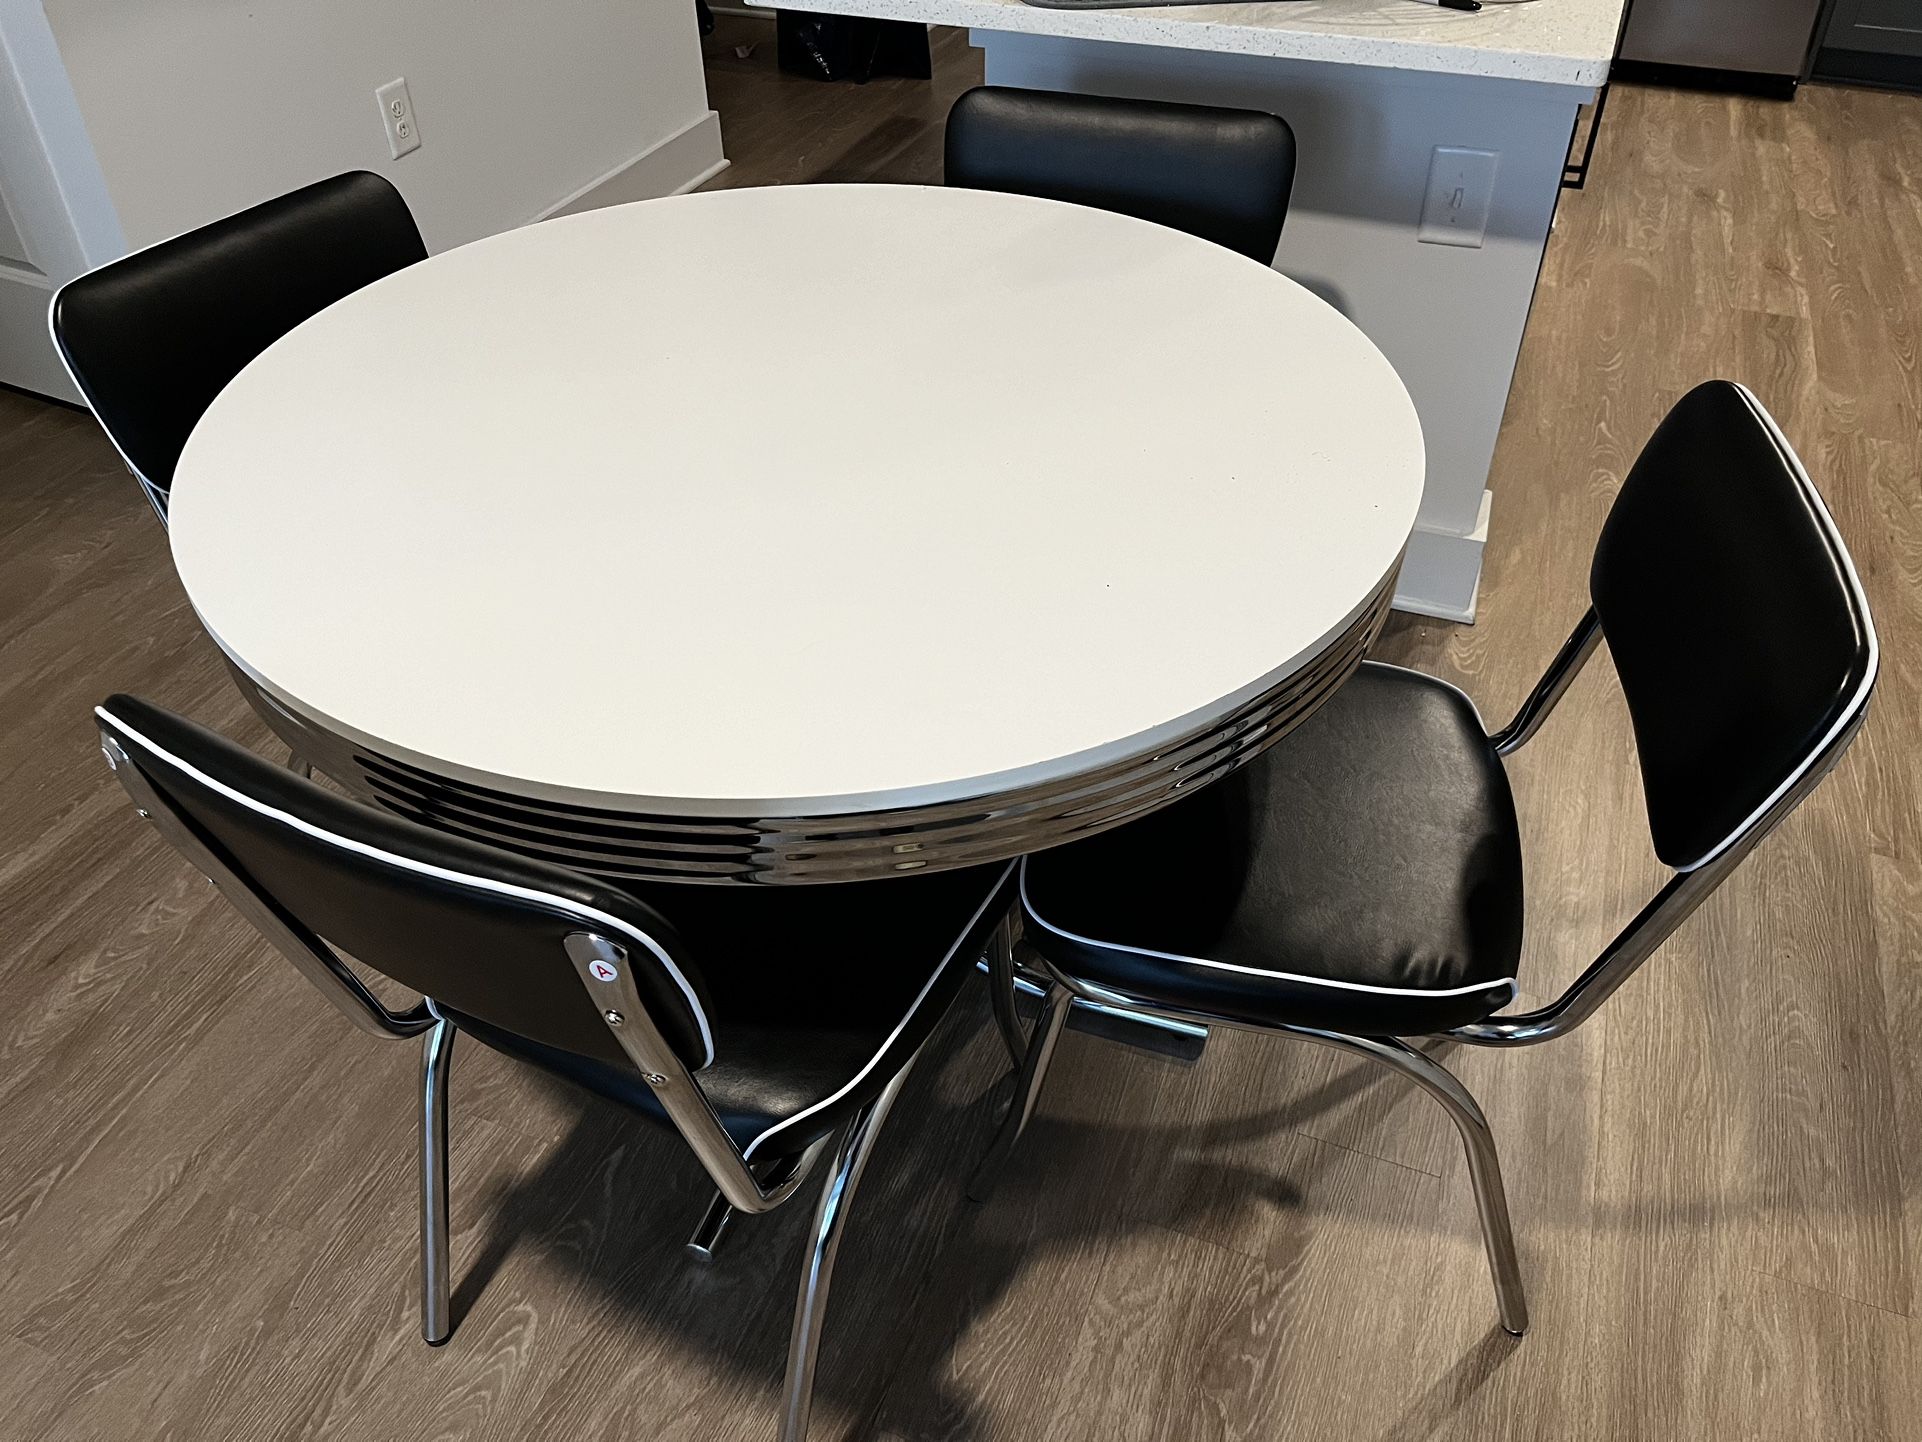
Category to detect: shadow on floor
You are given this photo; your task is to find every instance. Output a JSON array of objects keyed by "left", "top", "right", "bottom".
[{"left": 437, "top": 983, "right": 1481, "bottom": 1439}]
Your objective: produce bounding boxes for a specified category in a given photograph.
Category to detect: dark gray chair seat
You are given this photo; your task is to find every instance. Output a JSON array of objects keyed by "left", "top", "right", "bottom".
[{"left": 1021, "top": 664, "right": 1524, "bottom": 1037}]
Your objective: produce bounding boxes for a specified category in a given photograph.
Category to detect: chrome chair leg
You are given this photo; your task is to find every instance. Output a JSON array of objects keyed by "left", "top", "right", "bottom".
[
  {"left": 986, "top": 911, "right": 1027, "bottom": 1071},
  {"left": 967, "top": 983, "right": 1073, "bottom": 1205},
  {"left": 686, "top": 1151, "right": 814, "bottom": 1262},
  {"left": 686, "top": 1191, "right": 737, "bottom": 1261},
  {"left": 420, "top": 1017, "right": 456, "bottom": 1345},
  {"left": 286, "top": 748, "right": 314, "bottom": 780},
  {"left": 1312, "top": 1030, "right": 1529, "bottom": 1336},
  {"left": 779, "top": 1055, "right": 920, "bottom": 1442}
]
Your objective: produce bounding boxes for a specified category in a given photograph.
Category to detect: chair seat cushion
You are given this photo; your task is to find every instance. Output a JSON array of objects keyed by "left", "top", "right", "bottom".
[
  {"left": 445, "top": 861, "right": 1013, "bottom": 1161},
  {"left": 1020, "top": 664, "right": 1523, "bottom": 1036}
]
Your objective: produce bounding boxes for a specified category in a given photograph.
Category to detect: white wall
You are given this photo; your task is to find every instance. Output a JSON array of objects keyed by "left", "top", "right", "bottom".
[
  {"left": 0, "top": 0, "right": 121, "bottom": 395},
  {"left": 0, "top": 0, "right": 724, "bottom": 396},
  {"left": 37, "top": 0, "right": 722, "bottom": 252}
]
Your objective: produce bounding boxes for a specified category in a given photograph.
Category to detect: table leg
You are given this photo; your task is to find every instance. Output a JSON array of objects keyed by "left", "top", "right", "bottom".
[
  {"left": 977, "top": 947, "right": 1210, "bottom": 1064},
  {"left": 985, "top": 911, "right": 1028, "bottom": 1070}
]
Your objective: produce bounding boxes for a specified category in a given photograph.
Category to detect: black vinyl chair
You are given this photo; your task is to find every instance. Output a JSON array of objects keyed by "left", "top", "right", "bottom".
[
  {"left": 976, "top": 381, "right": 1879, "bottom": 1341},
  {"left": 94, "top": 695, "right": 1013, "bottom": 1442},
  {"left": 55, "top": 171, "right": 425, "bottom": 777},
  {"left": 50, "top": 170, "right": 427, "bottom": 527},
  {"left": 944, "top": 86, "right": 1297, "bottom": 264}
]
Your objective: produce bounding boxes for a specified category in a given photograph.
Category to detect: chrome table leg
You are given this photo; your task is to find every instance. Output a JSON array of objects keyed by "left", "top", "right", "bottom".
[
  {"left": 985, "top": 912, "right": 1027, "bottom": 1070},
  {"left": 968, "top": 983, "right": 1073, "bottom": 1204},
  {"left": 977, "top": 945, "right": 1210, "bottom": 1063},
  {"left": 1064, "top": 994, "right": 1208, "bottom": 1061}
]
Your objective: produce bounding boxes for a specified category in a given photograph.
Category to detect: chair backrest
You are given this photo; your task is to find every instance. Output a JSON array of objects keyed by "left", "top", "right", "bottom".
[
  {"left": 51, "top": 171, "right": 427, "bottom": 522},
  {"left": 1591, "top": 381, "right": 1877, "bottom": 871},
  {"left": 94, "top": 693, "right": 715, "bottom": 1071},
  {"left": 944, "top": 86, "right": 1296, "bottom": 265}
]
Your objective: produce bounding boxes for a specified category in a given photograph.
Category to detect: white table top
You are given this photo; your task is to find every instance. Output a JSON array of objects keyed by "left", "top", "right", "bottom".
[
  {"left": 171, "top": 184, "right": 1422, "bottom": 820},
  {"left": 769, "top": 0, "right": 1625, "bottom": 88}
]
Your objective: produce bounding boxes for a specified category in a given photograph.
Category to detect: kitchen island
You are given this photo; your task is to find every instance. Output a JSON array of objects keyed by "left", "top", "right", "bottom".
[{"left": 776, "top": 0, "right": 1626, "bottom": 619}]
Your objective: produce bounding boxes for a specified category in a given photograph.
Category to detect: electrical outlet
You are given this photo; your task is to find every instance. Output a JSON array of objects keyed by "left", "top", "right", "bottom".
[
  {"left": 1418, "top": 147, "right": 1498, "bottom": 248},
  {"left": 375, "top": 77, "right": 420, "bottom": 160}
]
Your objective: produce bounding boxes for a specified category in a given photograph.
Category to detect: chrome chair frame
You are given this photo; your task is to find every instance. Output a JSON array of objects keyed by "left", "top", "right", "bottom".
[
  {"left": 100, "top": 729, "right": 926, "bottom": 1442},
  {"left": 973, "top": 605, "right": 1874, "bottom": 1338},
  {"left": 1457, "top": 609, "right": 1871, "bottom": 1047}
]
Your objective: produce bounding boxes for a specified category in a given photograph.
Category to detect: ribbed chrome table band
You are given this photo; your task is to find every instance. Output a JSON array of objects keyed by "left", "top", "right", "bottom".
[{"left": 233, "top": 566, "right": 1397, "bottom": 883}]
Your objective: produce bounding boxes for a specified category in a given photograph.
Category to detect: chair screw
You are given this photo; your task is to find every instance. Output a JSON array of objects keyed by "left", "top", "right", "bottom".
[
  {"left": 604, "top": 1009, "right": 624, "bottom": 1026},
  {"left": 643, "top": 1072, "right": 668, "bottom": 1086},
  {"left": 136, "top": 808, "right": 150, "bottom": 818}
]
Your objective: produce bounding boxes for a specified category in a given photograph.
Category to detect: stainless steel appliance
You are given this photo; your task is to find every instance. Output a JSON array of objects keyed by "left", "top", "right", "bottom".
[
  {"left": 1617, "top": 0, "right": 1830, "bottom": 88},
  {"left": 1816, "top": 0, "right": 1922, "bottom": 90}
]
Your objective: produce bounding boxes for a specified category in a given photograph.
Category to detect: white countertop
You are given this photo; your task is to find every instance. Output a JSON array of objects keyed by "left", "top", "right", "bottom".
[{"left": 786, "top": 0, "right": 1623, "bottom": 87}]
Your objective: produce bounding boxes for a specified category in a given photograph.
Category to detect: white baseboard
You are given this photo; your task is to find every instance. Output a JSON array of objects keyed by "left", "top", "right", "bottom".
[
  {"left": 537, "top": 110, "right": 729, "bottom": 222},
  {"left": 1392, "top": 488, "right": 1491, "bottom": 625},
  {"left": 0, "top": 266, "right": 80, "bottom": 402}
]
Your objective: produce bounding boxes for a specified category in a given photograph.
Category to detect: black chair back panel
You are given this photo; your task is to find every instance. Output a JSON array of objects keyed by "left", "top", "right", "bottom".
[
  {"left": 96, "top": 696, "right": 715, "bottom": 1071},
  {"left": 1590, "top": 382, "right": 1876, "bottom": 870},
  {"left": 51, "top": 171, "right": 427, "bottom": 501},
  {"left": 945, "top": 86, "right": 1296, "bottom": 265}
]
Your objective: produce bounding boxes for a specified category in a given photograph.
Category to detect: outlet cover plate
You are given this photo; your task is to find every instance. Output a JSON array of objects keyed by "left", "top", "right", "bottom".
[
  {"left": 1418, "top": 147, "right": 1498, "bottom": 248},
  {"left": 376, "top": 77, "right": 420, "bottom": 160}
]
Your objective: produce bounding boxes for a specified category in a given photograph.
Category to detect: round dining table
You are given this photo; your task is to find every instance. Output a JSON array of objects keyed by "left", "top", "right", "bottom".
[{"left": 169, "top": 183, "right": 1424, "bottom": 884}]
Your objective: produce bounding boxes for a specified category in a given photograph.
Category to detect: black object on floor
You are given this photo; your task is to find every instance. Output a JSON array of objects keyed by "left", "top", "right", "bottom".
[
  {"left": 776, "top": 10, "right": 932, "bottom": 82},
  {"left": 1609, "top": 58, "right": 1800, "bottom": 99}
]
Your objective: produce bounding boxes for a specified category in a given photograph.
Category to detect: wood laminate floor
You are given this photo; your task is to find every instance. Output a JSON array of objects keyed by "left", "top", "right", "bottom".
[{"left": 2, "top": 24, "right": 1918, "bottom": 1439}]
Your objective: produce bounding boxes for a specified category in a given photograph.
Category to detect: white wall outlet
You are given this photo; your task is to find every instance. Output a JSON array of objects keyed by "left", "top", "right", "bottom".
[
  {"left": 375, "top": 77, "right": 421, "bottom": 160},
  {"left": 1418, "top": 147, "right": 1498, "bottom": 248}
]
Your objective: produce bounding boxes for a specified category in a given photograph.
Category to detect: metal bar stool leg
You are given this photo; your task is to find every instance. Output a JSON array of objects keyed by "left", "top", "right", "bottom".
[
  {"left": 968, "top": 983, "right": 1072, "bottom": 1205},
  {"left": 779, "top": 1057, "right": 920, "bottom": 1442},
  {"left": 419, "top": 1016, "right": 456, "bottom": 1345},
  {"left": 1341, "top": 1033, "right": 1529, "bottom": 1336}
]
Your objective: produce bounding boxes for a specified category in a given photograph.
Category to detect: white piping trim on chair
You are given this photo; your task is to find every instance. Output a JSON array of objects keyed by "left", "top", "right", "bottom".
[
  {"left": 95, "top": 705, "right": 718, "bottom": 1067},
  {"left": 1676, "top": 387, "right": 1880, "bottom": 874},
  {"left": 742, "top": 860, "right": 1017, "bottom": 1160},
  {"left": 1019, "top": 861, "right": 1518, "bottom": 1006}
]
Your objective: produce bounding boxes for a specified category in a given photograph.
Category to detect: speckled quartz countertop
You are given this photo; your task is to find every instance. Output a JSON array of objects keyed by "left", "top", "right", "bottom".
[{"left": 789, "top": 0, "right": 1624, "bottom": 87}]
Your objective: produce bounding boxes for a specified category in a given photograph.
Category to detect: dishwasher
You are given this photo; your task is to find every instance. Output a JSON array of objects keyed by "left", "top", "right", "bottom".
[{"left": 1616, "top": 0, "right": 1831, "bottom": 94}]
